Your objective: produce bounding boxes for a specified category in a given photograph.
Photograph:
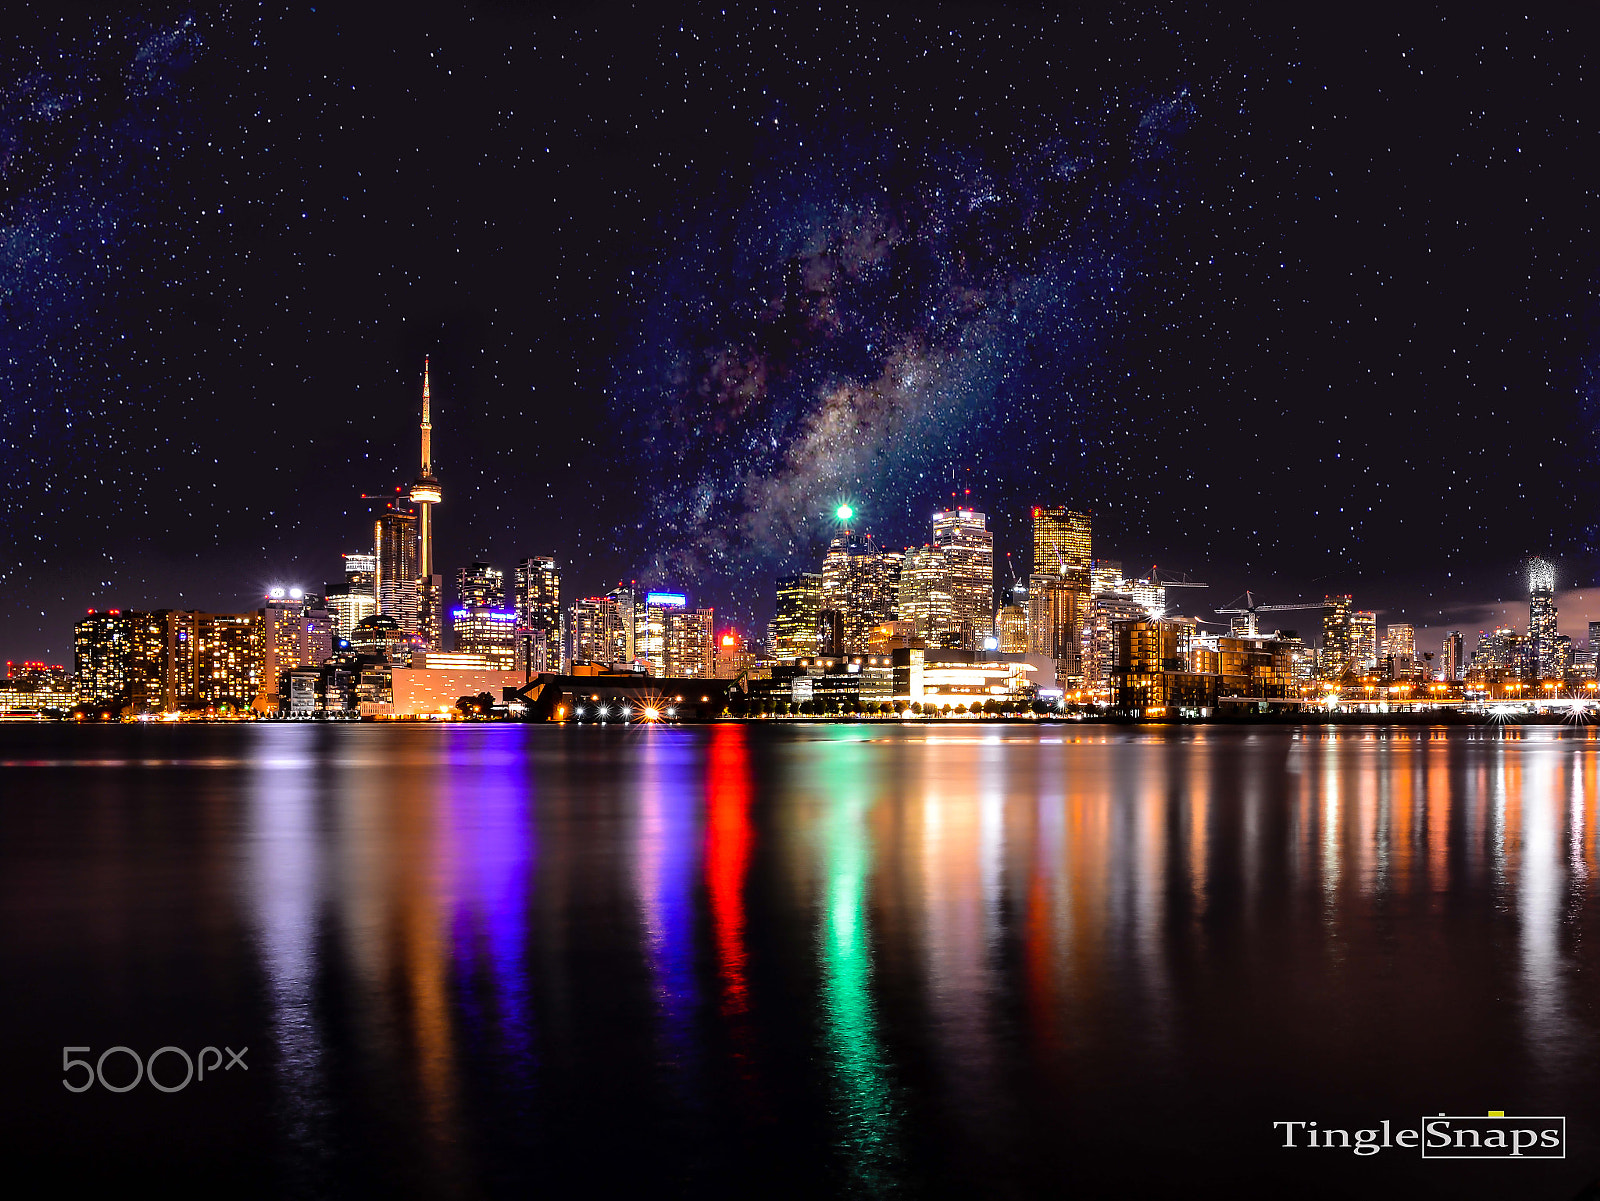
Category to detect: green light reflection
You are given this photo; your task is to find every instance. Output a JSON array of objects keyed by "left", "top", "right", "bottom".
[{"left": 817, "top": 746, "right": 904, "bottom": 1194}]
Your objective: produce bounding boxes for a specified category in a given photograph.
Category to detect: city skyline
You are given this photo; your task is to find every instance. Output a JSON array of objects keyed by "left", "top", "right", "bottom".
[{"left": 3, "top": 8, "right": 1597, "bottom": 671}]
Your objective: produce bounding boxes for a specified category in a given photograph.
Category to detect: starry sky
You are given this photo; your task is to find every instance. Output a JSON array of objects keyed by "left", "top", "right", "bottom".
[{"left": 4, "top": 3, "right": 1598, "bottom": 663}]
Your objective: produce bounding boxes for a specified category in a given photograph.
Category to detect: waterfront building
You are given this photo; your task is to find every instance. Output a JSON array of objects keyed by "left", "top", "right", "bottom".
[
  {"left": 635, "top": 592, "right": 688, "bottom": 675},
  {"left": 452, "top": 606, "right": 518, "bottom": 671},
  {"left": 1529, "top": 557, "right": 1560, "bottom": 678},
  {"left": 1441, "top": 630, "right": 1466, "bottom": 682},
  {"left": 0, "top": 662, "right": 77, "bottom": 714},
  {"left": 257, "top": 588, "right": 333, "bottom": 713},
  {"left": 1083, "top": 593, "right": 1147, "bottom": 697},
  {"left": 166, "top": 612, "right": 263, "bottom": 710},
  {"left": 664, "top": 607, "right": 715, "bottom": 678},
  {"left": 1321, "top": 595, "right": 1353, "bottom": 679},
  {"left": 514, "top": 556, "right": 562, "bottom": 674},
  {"left": 774, "top": 573, "right": 822, "bottom": 658},
  {"left": 73, "top": 610, "right": 131, "bottom": 705},
  {"left": 932, "top": 507, "right": 995, "bottom": 648},
  {"left": 374, "top": 507, "right": 420, "bottom": 635},
  {"left": 821, "top": 534, "right": 893, "bottom": 654},
  {"left": 1350, "top": 610, "right": 1378, "bottom": 671},
  {"left": 1383, "top": 623, "right": 1417, "bottom": 677},
  {"left": 570, "top": 594, "right": 632, "bottom": 667},
  {"left": 995, "top": 604, "right": 1029, "bottom": 654},
  {"left": 897, "top": 545, "right": 958, "bottom": 646},
  {"left": 1028, "top": 572, "right": 1087, "bottom": 681}
]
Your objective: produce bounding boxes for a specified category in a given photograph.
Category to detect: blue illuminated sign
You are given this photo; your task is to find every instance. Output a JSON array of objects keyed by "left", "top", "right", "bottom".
[{"left": 645, "top": 593, "right": 687, "bottom": 608}]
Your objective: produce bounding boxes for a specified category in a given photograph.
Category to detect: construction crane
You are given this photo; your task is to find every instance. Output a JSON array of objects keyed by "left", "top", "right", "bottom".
[{"left": 1214, "top": 591, "right": 1325, "bottom": 638}]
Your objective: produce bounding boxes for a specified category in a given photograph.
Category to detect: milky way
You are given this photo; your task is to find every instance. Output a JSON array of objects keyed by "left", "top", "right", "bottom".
[{"left": 609, "top": 96, "right": 1194, "bottom": 617}]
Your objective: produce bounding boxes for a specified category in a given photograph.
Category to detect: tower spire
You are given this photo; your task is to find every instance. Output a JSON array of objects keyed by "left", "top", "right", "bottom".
[{"left": 420, "top": 355, "right": 432, "bottom": 474}]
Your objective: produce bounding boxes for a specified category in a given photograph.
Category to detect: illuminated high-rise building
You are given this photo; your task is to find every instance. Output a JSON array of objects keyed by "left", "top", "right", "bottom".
[
  {"left": 1350, "top": 610, "right": 1378, "bottom": 671},
  {"left": 665, "top": 607, "right": 714, "bottom": 678},
  {"left": 374, "top": 508, "right": 420, "bottom": 635},
  {"left": 451, "top": 605, "right": 519, "bottom": 670},
  {"left": 409, "top": 357, "right": 445, "bottom": 651},
  {"left": 932, "top": 507, "right": 995, "bottom": 649},
  {"left": 774, "top": 573, "right": 822, "bottom": 659},
  {"left": 820, "top": 534, "right": 893, "bottom": 654},
  {"left": 1031, "top": 507, "right": 1092, "bottom": 580},
  {"left": 325, "top": 585, "right": 377, "bottom": 639},
  {"left": 569, "top": 594, "right": 630, "bottom": 667},
  {"left": 456, "top": 563, "right": 505, "bottom": 609},
  {"left": 605, "top": 584, "right": 636, "bottom": 663},
  {"left": 165, "top": 612, "right": 263, "bottom": 710},
  {"left": 514, "top": 556, "right": 561, "bottom": 673},
  {"left": 256, "top": 587, "right": 331, "bottom": 712},
  {"left": 1321, "top": 595, "right": 1353, "bottom": 679},
  {"left": 714, "top": 629, "right": 757, "bottom": 679},
  {"left": 1529, "top": 557, "right": 1559, "bottom": 678},
  {"left": 343, "top": 552, "right": 377, "bottom": 597},
  {"left": 1441, "top": 630, "right": 1465, "bottom": 682},
  {"left": 1384, "top": 623, "right": 1416, "bottom": 663},
  {"left": 1084, "top": 593, "right": 1147, "bottom": 696},
  {"left": 73, "top": 610, "right": 132, "bottom": 705},
  {"left": 897, "top": 545, "right": 958, "bottom": 646},
  {"left": 995, "top": 604, "right": 1028, "bottom": 654},
  {"left": 1028, "top": 573, "right": 1087, "bottom": 678},
  {"left": 635, "top": 592, "right": 687, "bottom": 675},
  {"left": 1089, "top": 559, "right": 1123, "bottom": 597}
]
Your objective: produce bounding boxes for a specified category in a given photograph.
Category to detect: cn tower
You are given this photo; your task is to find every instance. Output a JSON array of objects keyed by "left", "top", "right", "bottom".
[{"left": 409, "top": 357, "right": 443, "bottom": 649}]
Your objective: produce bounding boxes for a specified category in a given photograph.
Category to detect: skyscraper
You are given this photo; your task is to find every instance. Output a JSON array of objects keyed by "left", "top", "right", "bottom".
[
  {"left": 410, "top": 357, "right": 444, "bottom": 652},
  {"left": 456, "top": 563, "right": 505, "bottom": 609},
  {"left": 1383, "top": 623, "right": 1416, "bottom": 677},
  {"left": 932, "top": 507, "right": 994, "bottom": 649},
  {"left": 74, "top": 610, "right": 131, "bottom": 705},
  {"left": 1441, "top": 630, "right": 1465, "bottom": 682},
  {"left": 636, "top": 592, "right": 687, "bottom": 674},
  {"left": 665, "top": 607, "right": 715, "bottom": 678},
  {"left": 569, "top": 594, "right": 631, "bottom": 667},
  {"left": 375, "top": 508, "right": 419, "bottom": 636},
  {"left": 1321, "top": 595, "right": 1352, "bottom": 679},
  {"left": 1350, "top": 610, "right": 1378, "bottom": 671},
  {"left": 820, "top": 534, "right": 893, "bottom": 654},
  {"left": 774, "top": 574, "right": 822, "bottom": 658},
  {"left": 257, "top": 588, "right": 331, "bottom": 712},
  {"left": 514, "top": 556, "right": 561, "bottom": 673},
  {"left": 1529, "top": 557, "right": 1559, "bottom": 678},
  {"left": 1032, "top": 506, "right": 1093, "bottom": 580},
  {"left": 897, "top": 545, "right": 957, "bottom": 645},
  {"left": 1028, "top": 507, "right": 1091, "bottom": 670}
]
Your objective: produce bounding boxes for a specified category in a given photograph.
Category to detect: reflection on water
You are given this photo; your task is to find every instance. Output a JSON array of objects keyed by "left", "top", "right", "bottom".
[{"left": 8, "top": 724, "right": 1600, "bottom": 1198}]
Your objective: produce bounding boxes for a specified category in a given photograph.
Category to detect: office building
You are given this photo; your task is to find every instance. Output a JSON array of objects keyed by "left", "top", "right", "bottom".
[
  {"left": 375, "top": 507, "right": 419, "bottom": 635},
  {"left": 1383, "top": 623, "right": 1416, "bottom": 677},
  {"left": 897, "top": 545, "right": 958, "bottom": 646},
  {"left": 452, "top": 605, "right": 518, "bottom": 671},
  {"left": 456, "top": 563, "right": 505, "bottom": 609},
  {"left": 514, "top": 556, "right": 562, "bottom": 674},
  {"left": 932, "top": 508, "right": 995, "bottom": 648},
  {"left": 570, "top": 594, "right": 632, "bottom": 667},
  {"left": 664, "top": 607, "right": 714, "bottom": 678},
  {"left": 1321, "top": 595, "right": 1353, "bottom": 679},
  {"left": 257, "top": 588, "right": 333, "bottom": 712},
  {"left": 605, "top": 585, "right": 636, "bottom": 663},
  {"left": 1028, "top": 572, "right": 1087, "bottom": 680},
  {"left": 1032, "top": 506, "right": 1092, "bottom": 580},
  {"left": 1529, "top": 557, "right": 1560, "bottom": 678},
  {"left": 343, "top": 552, "right": 377, "bottom": 596},
  {"left": 1350, "top": 610, "right": 1378, "bottom": 671},
  {"left": 774, "top": 573, "right": 822, "bottom": 658},
  {"left": 821, "top": 534, "right": 893, "bottom": 654},
  {"left": 1441, "top": 630, "right": 1465, "bottom": 682},
  {"left": 325, "top": 584, "right": 377, "bottom": 639},
  {"left": 635, "top": 592, "right": 687, "bottom": 675},
  {"left": 1089, "top": 558, "right": 1122, "bottom": 597},
  {"left": 995, "top": 604, "right": 1028, "bottom": 654}
]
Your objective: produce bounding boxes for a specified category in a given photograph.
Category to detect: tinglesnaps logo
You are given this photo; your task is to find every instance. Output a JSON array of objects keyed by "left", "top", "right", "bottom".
[{"left": 1275, "top": 1113, "right": 1565, "bottom": 1159}]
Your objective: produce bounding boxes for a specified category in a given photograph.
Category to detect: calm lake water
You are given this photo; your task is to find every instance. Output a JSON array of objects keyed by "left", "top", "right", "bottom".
[{"left": 4, "top": 723, "right": 1600, "bottom": 1198}]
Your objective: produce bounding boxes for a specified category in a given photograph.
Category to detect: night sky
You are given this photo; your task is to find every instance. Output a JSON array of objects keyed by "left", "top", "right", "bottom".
[{"left": 5, "top": 3, "right": 1598, "bottom": 663}]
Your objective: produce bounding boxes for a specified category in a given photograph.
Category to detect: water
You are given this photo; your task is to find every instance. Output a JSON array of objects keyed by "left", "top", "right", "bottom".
[{"left": 3, "top": 723, "right": 1599, "bottom": 1198}]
